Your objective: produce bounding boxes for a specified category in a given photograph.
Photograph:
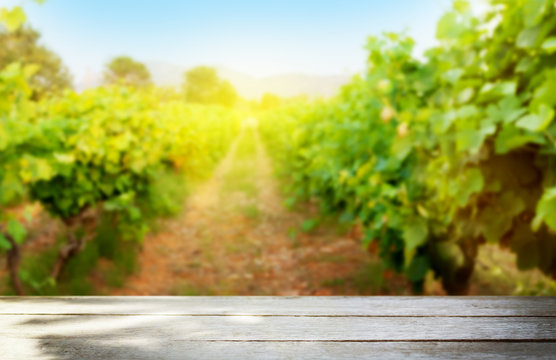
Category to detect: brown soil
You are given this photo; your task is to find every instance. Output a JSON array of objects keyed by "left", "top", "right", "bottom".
[
  {"left": 4, "top": 123, "right": 552, "bottom": 296},
  {"left": 111, "top": 125, "right": 410, "bottom": 295}
]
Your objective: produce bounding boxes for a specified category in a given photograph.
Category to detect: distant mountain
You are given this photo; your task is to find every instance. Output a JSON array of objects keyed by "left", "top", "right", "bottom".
[
  {"left": 74, "top": 61, "right": 352, "bottom": 99},
  {"left": 145, "top": 61, "right": 187, "bottom": 88},
  {"left": 216, "top": 67, "right": 351, "bottom": 99},
  {"left": 147, "top": 61, "right": 351, "bottom": 99},
  {"left": 74, "top": 69, "right": 103, "bottom": 92}
]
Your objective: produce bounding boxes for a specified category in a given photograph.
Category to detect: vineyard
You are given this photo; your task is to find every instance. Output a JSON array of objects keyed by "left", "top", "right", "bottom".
[
  {"left": 0, "top": 12, "right": 240, "bottom": 293},
  {"left": 260, "top": 0, "right": 556, "bottom": 294},
  {"left": 1, "top": 0, "right": 556, "bottom": 296}
]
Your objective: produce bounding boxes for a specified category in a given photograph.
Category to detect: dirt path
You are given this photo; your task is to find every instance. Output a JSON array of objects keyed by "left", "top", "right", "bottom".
[{"left": 113, "top": 122, "right": 396, "bottom": 295}]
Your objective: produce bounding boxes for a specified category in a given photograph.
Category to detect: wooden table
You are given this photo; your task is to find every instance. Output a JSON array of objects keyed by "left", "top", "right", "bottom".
[{"left": 0, "top": 296, "right": 554, "bottom": 359}]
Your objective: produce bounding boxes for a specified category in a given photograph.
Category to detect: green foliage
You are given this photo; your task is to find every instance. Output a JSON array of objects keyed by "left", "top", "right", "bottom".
[
  {"left": 6, "top": 218, "right": 26, "bottom": 244},
  {"left": 0, "top": 6, "right": 26, "bottom": 32},
  {"left": 9, "top": 85, "right": 239, "bottom": 223},
  {"left": 137, "top": 169, "right": 189, "bottom": 220},
  {"left": 183, "top": 66, "right": 238, "bottom": 107},
  {"left": 104, "top": 56, "right": 151, "bottom": 87},
  {"left": 0, "top": 25, "right": 72, "bottom": 99},
  {"left": 0, "top": 7, "right": 240, "bottom": 292},
  {"left": 533, "top": 187, "right": 556, "bottom": 231},
  {"left": 261, "top": 0, "right": 556, "bottom": 293},
  {"left": 259, "top": 93, "right": 282, "bottom": 110},
  {"left": 0, "top": 72, "right": 239, "bottom": 290}
]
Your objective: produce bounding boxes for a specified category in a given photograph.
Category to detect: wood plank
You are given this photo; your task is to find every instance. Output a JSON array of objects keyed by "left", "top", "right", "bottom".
[
  {"left": 1, "top": 339, "right": 555, "bottom": 360},
  {"left": 0, "top": 296, "right": 555, "bottom": 316},
  {"left": 1, "top": 315, "right": 555, "bottom": 340},
  {"left": 1, "top": 297, "right": 554, "bottom": 358}
]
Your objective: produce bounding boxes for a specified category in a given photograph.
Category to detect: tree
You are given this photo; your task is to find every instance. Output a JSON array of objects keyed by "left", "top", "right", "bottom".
[
  {"left": 182, "top": 66, "right": 237, "bottom": 107},
  {"left": 216, "top": 80, "right": 238, "bottom": 107},
  {"left": 259, "top": 93, "right": 281, "bottom": 110},
  {"left": 104, "top": 56, "right": 151, "bottom": 87},
  {"left": 0, "top": 25, "right": 72, "bottom": 99}
]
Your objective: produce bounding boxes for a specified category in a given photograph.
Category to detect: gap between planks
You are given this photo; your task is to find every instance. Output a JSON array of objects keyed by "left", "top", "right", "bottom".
[{"left": 1, "top": 313, "right": 555, "bottom": 318}]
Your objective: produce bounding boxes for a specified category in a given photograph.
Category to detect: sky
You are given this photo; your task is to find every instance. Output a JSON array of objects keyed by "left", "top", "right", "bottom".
[{"left": 2, "top": 0, "right": 472, "bottom": 84}]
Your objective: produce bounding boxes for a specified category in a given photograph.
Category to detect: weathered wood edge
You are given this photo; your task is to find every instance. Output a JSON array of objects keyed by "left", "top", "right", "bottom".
[
  {"left": 0, "top": 296, "right": 554, "bottom": 316},
  {"left": 2, "top": 338, "right": 556, "bottom": 360},
  {"left": 1, "top": 315, "right": 555, "bottom": 340}
]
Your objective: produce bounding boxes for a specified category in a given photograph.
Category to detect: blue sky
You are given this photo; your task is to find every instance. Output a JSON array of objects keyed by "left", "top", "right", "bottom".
[{"left": 3, "top": 0, "right": 466, "bottom": 83}]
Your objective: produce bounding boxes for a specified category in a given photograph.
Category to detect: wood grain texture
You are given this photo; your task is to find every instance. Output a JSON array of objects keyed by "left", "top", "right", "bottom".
[
  {"left": 0, "top": 297, "right": 554, "bottom": 359},
  {"left": 1, "top": 315, "right": 555, "bottom": 340},
  {"left": 1, "top": 340, "right": 555, "bottom": 360}
]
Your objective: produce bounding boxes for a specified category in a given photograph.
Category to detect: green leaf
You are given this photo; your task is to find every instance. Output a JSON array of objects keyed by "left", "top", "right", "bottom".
[
  {"left": 495, "top": 125, "right": 544, "bottom": 154},
  {"left": 453, "top": 0, "right": 470, "bottom": 14},
  {"left": 19, "top": 155, "right": 56, "bottom": 183},
  {"left": 456, "top": 129, "right": 485, "bottom": 153},
  {"left": 405, "top": 255, "right": 430, "bottom": 283},
  {"left": 515, "top": 105, "right": 554, "bottom": 132},
  {"left": 436, "top": 12, "right": 465, "bottom": 40},
  {"left": 452, "top": 168, "right": 484, "bottom": 207},
  {"left": 288, "top": 228, "right": 298, "bottom": 240},
  {"left": 532, "top": 70, "right": 556, "bottom": 109},
  {"left": 0, "top": 234, "right": 12, "bottom": 251},
  {"left": 541, "top": 37, "right": 556, "bottom": 53},
  {"left": 104, "top": 192, "right": 135, "bottom": 212},
  {"left": 457, "top": 88, "right": 474, "bottom": 104},
  {"left": 391, "top": 135, "right": 412, "bottom": 161},
  {"left": 523, "top": 0, "right": 550, "bottom": 27},
  {"left": 301, "top": 219, "right": 318, "bottom": 232},
  {"left": 486, "top": 97, "right": 526, "bottom": 125},
  {"left": 0, "top": 6, "right": 26, "bottom": 32},
  {"left": 499, "top": 96, "right": 526, "bottom": 124},
  {"left": 127, "top": 206, "right": 141, "bottom": 221},
  {"left": 478, "top": 82, "right": 516, "bottom": 102},
  {"left": 402, "top": 216, "right": 428, "bottom": 253},
  {"left": 53, "top": 153, "right": 75, "bottom": 164},
  {"left": 284, "top": 197, "right": 296, "bottom": 209},
  {"left": 532, "top": 187, "right": 556, "bottom": 231},
  {"left": 457, "top": 105, "right": 478, "bottom": 119},
  {"left": 0, "top": 124, "right": 9, "bottom": 151},
  {"left": 516, "top": 57, "right": 535, "bottom": 73},
  {"left": 442, "top": 69, "right": 464, "bottom": 84},
  {"left": 7, "top": 219, "right": 26, "bottom": 245},
  {"left": 99, "top": 182, "right": 115, "bottom": 197},
  {"left": 23, "top": 206, "right": 33, "bottom": 223},
  {"left": 517, "top": 25, "right": 542, "bottom": 49}
]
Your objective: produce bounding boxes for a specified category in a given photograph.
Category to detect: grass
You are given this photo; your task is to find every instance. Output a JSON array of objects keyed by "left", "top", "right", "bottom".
[
  {"left": 313, "top": 254, "right": 347, "bottom": 264},
  {"left": 11, "top": 167, "right": 191, "bottom": 295},
  {"left": 234, "top": 127, "right": 257, "bottom": 160},
  {"left": 222, "top": 164, "right": 258, "bottom": 199},
  {"left": 321, "top": 278, "right": 346, "bottom": 287},
  {"left": 222, "top": 175, "right": 258, "bottom": 198},
  {"left": 138, "top": 169, "right": 189, "bottom": 224},
  {"left": 172, "top": 282, "right": 216, "bottom": 296},
  {"left": 18, "top": 241, "right": 60, "bottom": 295},
  {"left": 172, "top": 278, "right": 240, "bottom": 296},
  {"left": 224, "top": 234, "right": 249, "bottom": 254},
  {"left": 241, "top": 204, "right": 261, "bottom": 220},
  {"left": 320, "top": 260, "right": 408, "bottom": 295},
  {"left": 221, "top": 127, "right": 261, "bottom": 214},
  {"left": 198, "top": 233, "right": 215, "bottom": 263},
  {"left": 224, "top": 235, "right": 262, "bottom": 257}
]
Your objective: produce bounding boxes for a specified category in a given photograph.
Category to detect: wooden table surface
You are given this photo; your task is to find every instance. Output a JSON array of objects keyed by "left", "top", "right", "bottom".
[{"left": 0, "top": 296, "right": 555, "bottom": 359}]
